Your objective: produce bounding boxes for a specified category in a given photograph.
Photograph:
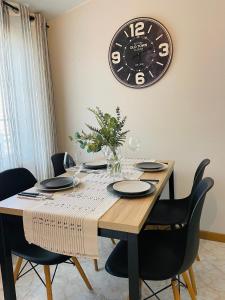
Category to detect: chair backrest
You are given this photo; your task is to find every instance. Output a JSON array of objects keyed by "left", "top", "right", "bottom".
[
  {"left": 180, "top": 177, "right": 214, "bottom": 273},
  {"left": 190, "top": 159, "right": 210, "bottom": 194},
  {"left": 184, "top": 159, "right": 210, "bottom": 220},
  {"left": 0, "top": 168, "right": 37, "bottom": 201},
  {"left": 51, "top": 152, "right": 75, "bottom": 177}
]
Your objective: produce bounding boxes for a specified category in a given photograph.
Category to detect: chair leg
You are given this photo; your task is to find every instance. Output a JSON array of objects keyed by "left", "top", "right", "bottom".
[
  {"left": 93, "top": 259, "right": 99, "bottom": 271},
  {"left": 196, "top": 254, "right": 200, "bottom": 261},
  {"left": 13, "top": 257, "right": 23, "bottom": 282},
  {"left": 44, "top": 265, "right": 53, "bottom": 300},
  {"left": 188, "top": 266, "right": 197, "bottom": 295},
  {"left": 171, "top": 279, "right": 180, "bottom": 300},
  {"left": 71, "top": 257, "right": 93, "bottom": 290},
  {"left": 111, "top": 238, "right": 116, "bottom": 245},
  {"left": 182, "top": 272, "right": 196, "bottom": 300}
]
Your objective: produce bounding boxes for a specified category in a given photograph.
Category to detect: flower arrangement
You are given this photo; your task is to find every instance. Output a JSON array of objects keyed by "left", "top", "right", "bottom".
[
  {"left": 70, "top": 106, "right": 129, "bottom": 155},
  {"left": 69, "top": 107, "right": 129, "bottom": 176}
]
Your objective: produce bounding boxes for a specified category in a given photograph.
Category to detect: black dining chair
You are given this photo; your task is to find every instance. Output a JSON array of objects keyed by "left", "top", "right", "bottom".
[
  {"left": 0, "top": 168, "right": 93, "bottom": 300},
  {"left": 105, "top": 177, "right": 214, "bottom": 300},
  {"left": 145, "top": 159, "right": 210, "bottom": 227},
  {"left": 51, "top": 152, "right": 75, "bottom": 177},
  {"left": 144, "top": 159, "right": 210, "bottom": 294}
]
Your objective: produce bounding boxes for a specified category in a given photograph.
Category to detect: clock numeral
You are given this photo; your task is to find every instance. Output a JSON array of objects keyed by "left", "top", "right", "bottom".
[
  {"left": 159, "top": 43, "right": 169, "bottom": 57},
  {"left": 129, "top": 22, "right": 145, "bottom": 37},
  {"left": 135, "top": 72, "right": 145, "bottom": 85},
  {"left": 111, "top": 51, "right": 121, "bottom": 64}
]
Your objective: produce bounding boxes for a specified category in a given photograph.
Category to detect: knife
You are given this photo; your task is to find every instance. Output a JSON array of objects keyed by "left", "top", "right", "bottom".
[
  {"left": 18, "top": 192, "right": 40, "bottom": 197},
  {"left": 140, "top": 179, "right": 159, "bottom": 183}
]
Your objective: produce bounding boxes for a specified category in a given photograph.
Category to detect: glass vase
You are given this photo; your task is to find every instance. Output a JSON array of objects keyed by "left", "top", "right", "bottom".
[{"left": 102, "top": 146, "right": 122, "bottom": 178}]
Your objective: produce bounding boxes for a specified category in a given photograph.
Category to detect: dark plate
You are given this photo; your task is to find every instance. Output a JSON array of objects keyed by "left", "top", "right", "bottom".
[
  {"left": 135, "top": 162, "right": 164, "bottom": 169},
  {"left": 83, "top": 162, "right": 107, "bottom": 170},
  {"left": 107, "top": 181, "right": 156, "bottom": 199},
  {"left": 40, "top": 177, "right": 74, "bottom": 189}
]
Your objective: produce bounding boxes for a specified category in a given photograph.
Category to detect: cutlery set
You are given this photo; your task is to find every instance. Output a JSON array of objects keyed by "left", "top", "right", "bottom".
[{"left": 17, "top": 192, "right": 54, "bottom": 200}]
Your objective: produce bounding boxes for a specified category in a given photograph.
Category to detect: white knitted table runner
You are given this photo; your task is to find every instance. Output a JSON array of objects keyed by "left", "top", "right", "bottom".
[{"left": 23, "top": 159, "right": 143, "bottom": 258}]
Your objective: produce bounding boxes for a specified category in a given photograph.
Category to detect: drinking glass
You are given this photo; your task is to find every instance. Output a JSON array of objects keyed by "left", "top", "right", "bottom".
[
  {"left": 121, "top": 161, "right": 135, "bottom": 180},
  {"left": 63, "top": 152, "right": 76, "bottom": 176},
  {"left": 128, "top": 136, "right": 141, "bottom": 153},
  {"left": 74, "top": 149, "right": 83, "bottom": 175}
]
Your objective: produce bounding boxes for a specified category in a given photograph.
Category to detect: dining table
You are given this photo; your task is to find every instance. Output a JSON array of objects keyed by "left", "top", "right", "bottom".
[{"left": 0, "top": 160, "right": 174, "bottom": 300}]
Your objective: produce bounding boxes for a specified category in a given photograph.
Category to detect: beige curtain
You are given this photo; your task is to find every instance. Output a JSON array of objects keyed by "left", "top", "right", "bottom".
[{"left": 0, "top": 1, "right": 57, "bottom": 179}]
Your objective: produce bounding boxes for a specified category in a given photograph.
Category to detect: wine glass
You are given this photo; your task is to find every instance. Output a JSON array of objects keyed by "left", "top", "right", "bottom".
[
  {"left": 63, "top": 152, "right": 76, "bottom": 177},
  {"left": 74, "top": 149, "right": 83, "bottom": 175},
  {"left": 128, "top": 136, "right": 141, "bottom": 153}
]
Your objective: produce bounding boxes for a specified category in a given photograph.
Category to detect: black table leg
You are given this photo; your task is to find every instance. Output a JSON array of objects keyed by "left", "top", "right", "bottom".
[
  {"left": 169, "top": 171, "right": 175, "bottom": 200},
  {"left": 0, "top": 214, "right": 17, "bottom": 300},
  {"left": 128, "top": 233, "right": 141, "bottom": 300}
]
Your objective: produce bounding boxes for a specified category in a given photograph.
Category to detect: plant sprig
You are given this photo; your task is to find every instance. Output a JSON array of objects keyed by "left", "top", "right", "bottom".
[{"left": 69, "top": 107, "right": 129, "bottom": 153}]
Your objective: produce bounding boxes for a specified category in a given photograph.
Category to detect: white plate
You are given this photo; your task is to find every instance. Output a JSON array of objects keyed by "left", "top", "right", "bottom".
[
  {"left": 135, "top": 163, "right": 168, "bottom": 172},
  {"left": 113, "top": 180, "right": 151, "bottom": 194},
  {"left": 36, "top": 177, "right": 80, "bottom": 192}
]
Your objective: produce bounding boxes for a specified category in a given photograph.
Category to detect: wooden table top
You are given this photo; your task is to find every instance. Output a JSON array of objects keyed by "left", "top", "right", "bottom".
[{"left": 0, "top": 160, "right": 174, "bottom": 234}]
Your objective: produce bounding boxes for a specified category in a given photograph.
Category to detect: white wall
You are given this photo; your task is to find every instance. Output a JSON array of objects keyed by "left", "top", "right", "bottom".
[{"left": 48, "top": 0, "right": 225, "bottom": 233}]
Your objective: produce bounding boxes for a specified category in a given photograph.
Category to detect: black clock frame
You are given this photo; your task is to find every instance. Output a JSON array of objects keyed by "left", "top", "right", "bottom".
[{"left": 108, "top": 17, "right": 173, "bottom": 89}]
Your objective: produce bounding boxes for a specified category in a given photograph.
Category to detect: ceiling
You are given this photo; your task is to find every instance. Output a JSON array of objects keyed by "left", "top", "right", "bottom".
[{"left": 12, "top": 0, "right": 87, "bottom": 20}]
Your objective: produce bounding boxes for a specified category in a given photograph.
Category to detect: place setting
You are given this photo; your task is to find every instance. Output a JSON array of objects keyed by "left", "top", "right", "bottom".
[
  {"left": 17, "top": 156, "right": 107, "bottom": 200},
  {"left": 103, "top": 157, "right": 166, "bottom": 199},
  {"left": 64, "top": 152, "right": 107, "bottom": 175},
  {"left": 107, "top": 179, "right": 156, "bottom": 199},
  {"left": 134, "top": 161, "right": 168, "bottom": 172},
  {"left": 83, "top": 160, "right": 107, "bottom": 170},
  {"left": 17, "top": 176, "right": 80, "bottom": 200},
  {"left": 35, "top": 176, "right": 80, "bottom": 192}
]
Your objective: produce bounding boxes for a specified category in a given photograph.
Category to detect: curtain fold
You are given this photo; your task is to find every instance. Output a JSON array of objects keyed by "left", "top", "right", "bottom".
[
  {"left": 0, "top": 1, "right": 57, "bottom": 180},
  {"left": 0, "top": 2, "right": 21, "bottom": 169},
  {"left": 33, "top": 13, "right": 57, "bottom": 177}
]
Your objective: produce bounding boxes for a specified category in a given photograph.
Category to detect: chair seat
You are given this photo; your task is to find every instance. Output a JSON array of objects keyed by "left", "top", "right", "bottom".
[
  {"left": 12, "top": 241, "right": 70, "bottom": 265},
  {"left": 145, "top": 198, "right": 189, "bottom": 226},
  {"left": 105, "top": 229, "right": 186, "bottom": 281},
  {"left": 5, "top": 215, "right": 69, "bottom": 265}
]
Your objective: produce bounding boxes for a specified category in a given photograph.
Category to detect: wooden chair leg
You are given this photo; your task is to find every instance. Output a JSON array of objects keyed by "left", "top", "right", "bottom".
[
  {"left": 93, "top": 259, "right": 98, "bottom": 271},
  {"left": 14, "top": 257, "right": 23, "bottom": 282},
  {"left": 111, "top": 238, "right": 116, "bottom": 245},
  {"left": 44, "top": 265, "right": 53, "bottom": 300},
  {"left": 171, "top": 279, "right": 180, "bottom": 300},
  {"left": 196, "top": 254, "right": 200, "bottom": 261},
  {"left": 188, "top": 266, "right": 197, "bottom": 295},
  {"left": 71, "top": 257, "right": 93, "bottom": 290},
  {"left": 182, "top": 271, "right": 196, "bottom": 300}
]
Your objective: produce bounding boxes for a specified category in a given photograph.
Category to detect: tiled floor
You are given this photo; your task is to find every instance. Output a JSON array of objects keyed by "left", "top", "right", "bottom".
[{"left": 0, "top": 239, "right": 224, "bottom": 300}]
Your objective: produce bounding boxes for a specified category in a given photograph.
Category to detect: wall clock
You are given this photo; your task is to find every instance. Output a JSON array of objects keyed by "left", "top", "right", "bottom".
[{"left": 108, "top": 17, "right": 173, "bottom": 88}]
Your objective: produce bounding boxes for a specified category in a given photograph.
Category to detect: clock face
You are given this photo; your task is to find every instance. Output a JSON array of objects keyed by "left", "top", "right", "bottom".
[{"left": 109, "top": 17, "right": 173, "bottom": 88}]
